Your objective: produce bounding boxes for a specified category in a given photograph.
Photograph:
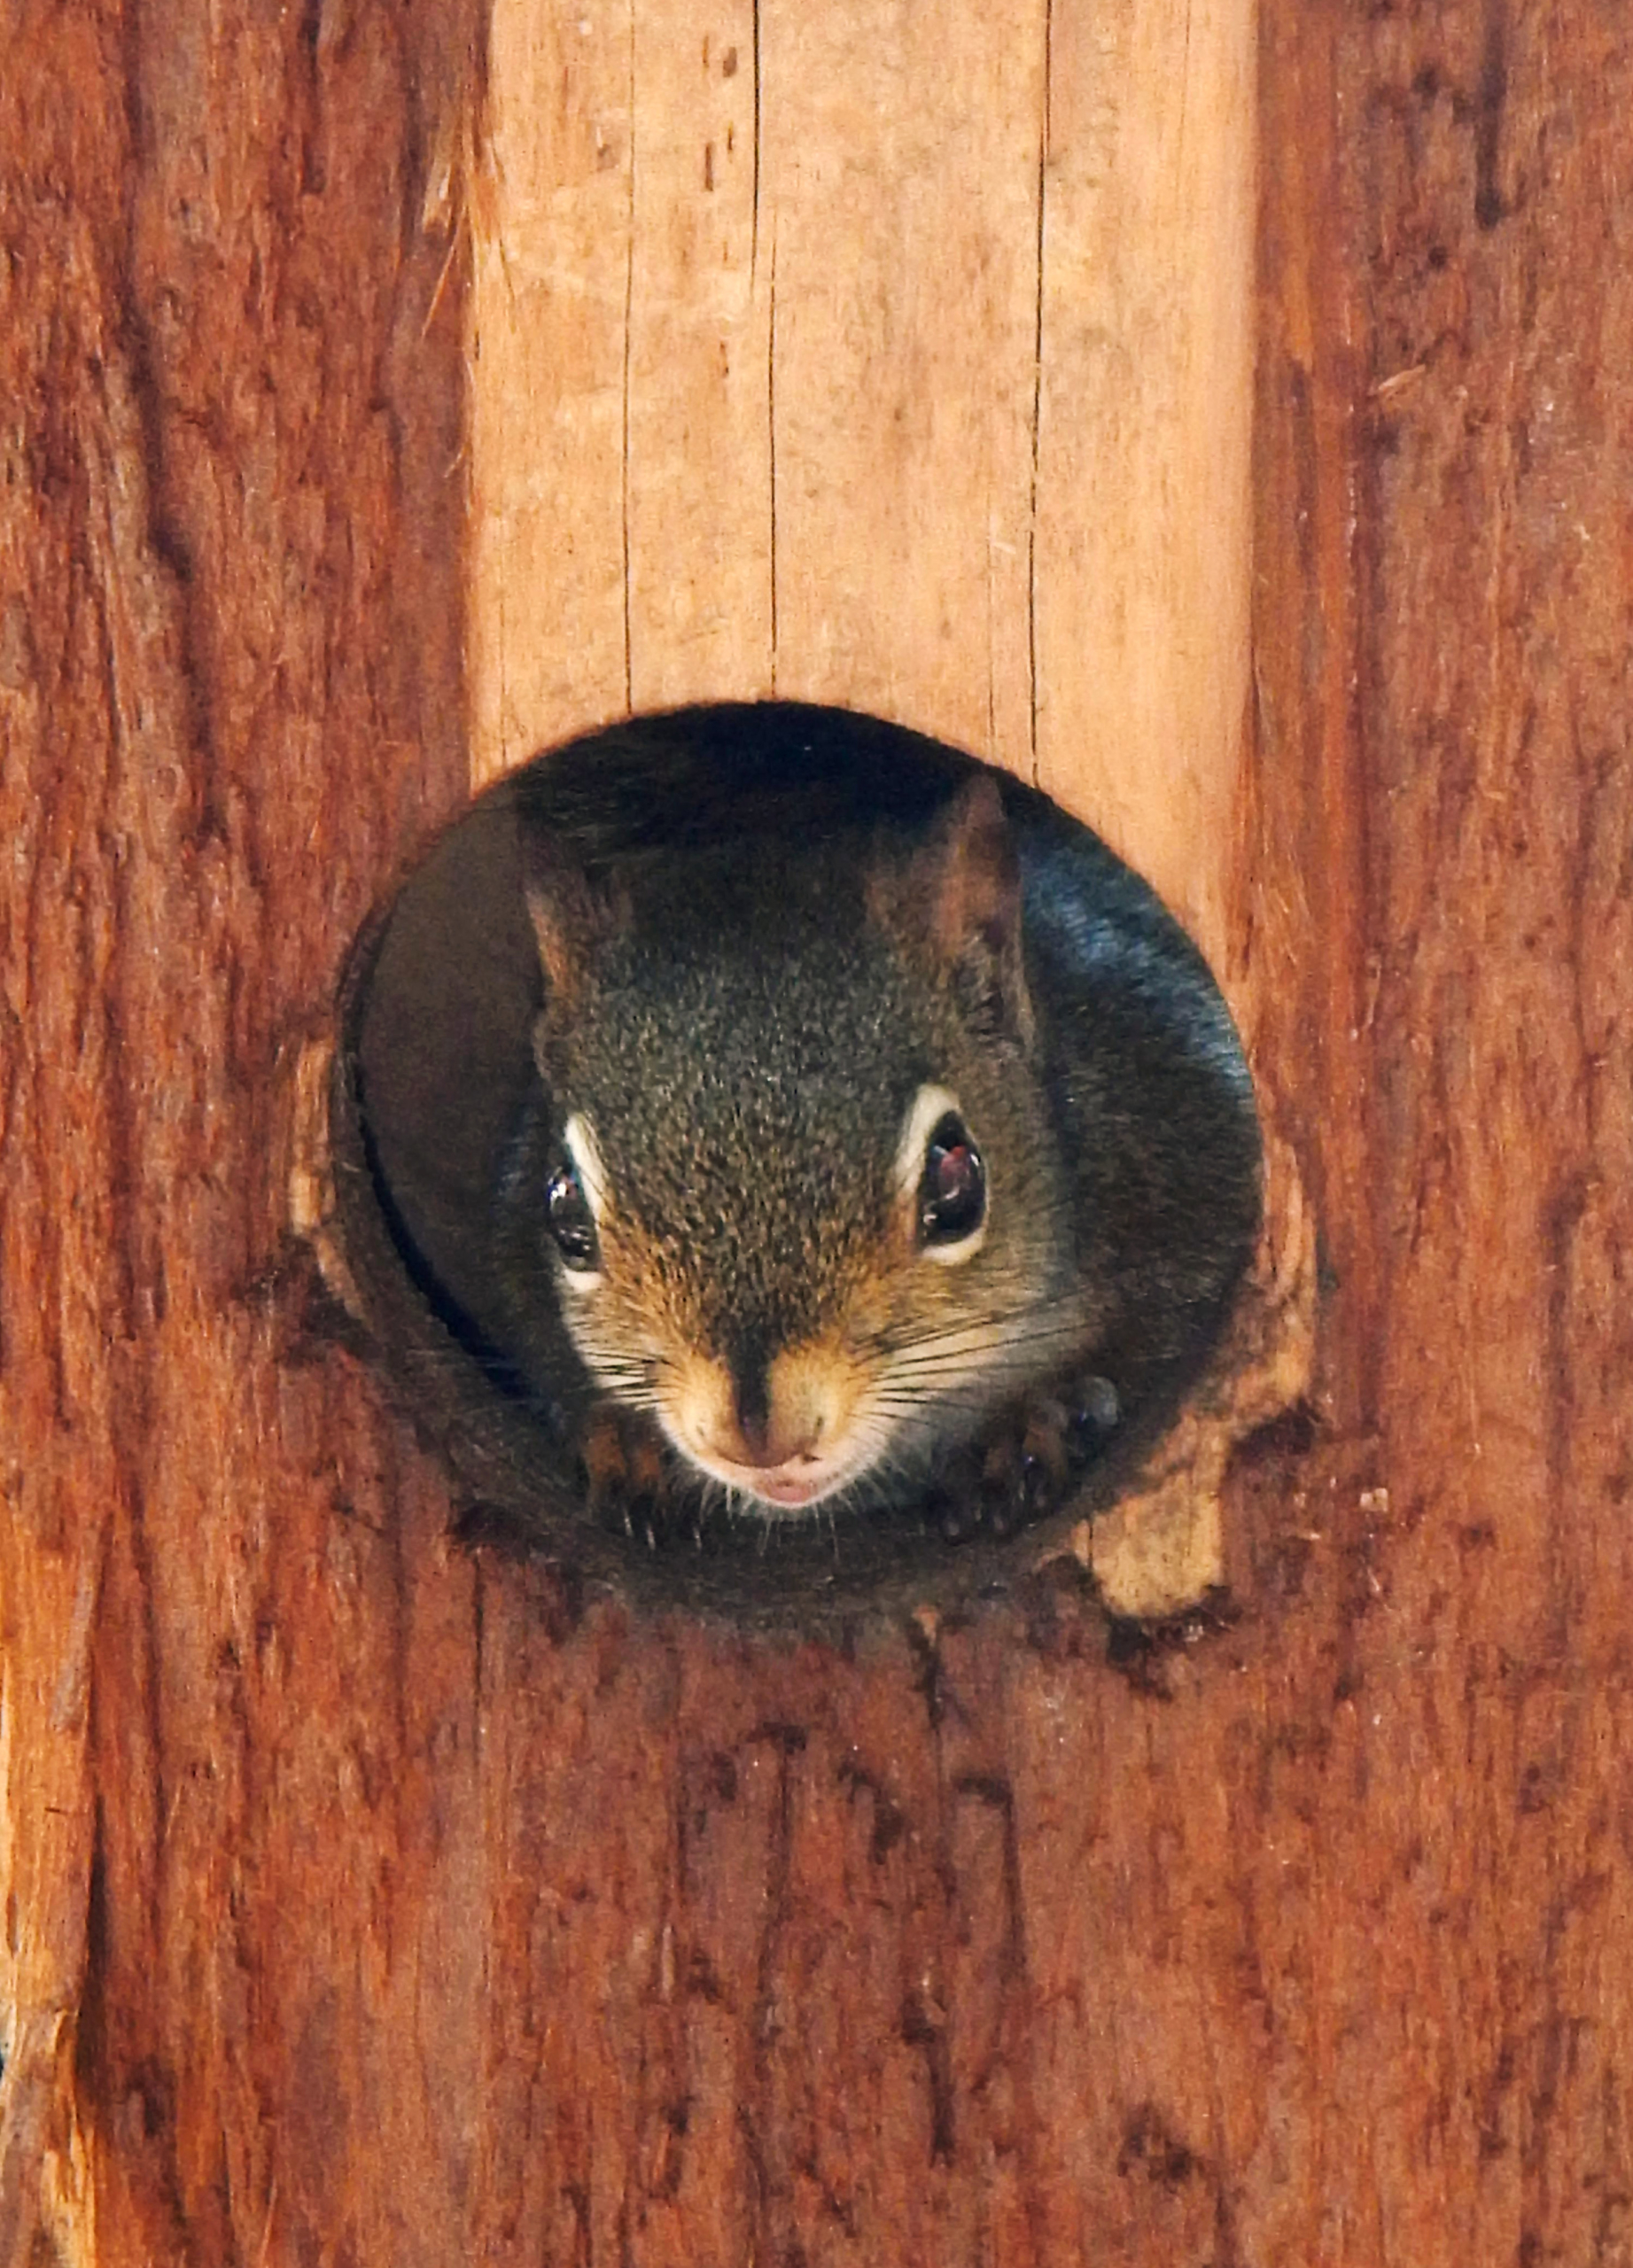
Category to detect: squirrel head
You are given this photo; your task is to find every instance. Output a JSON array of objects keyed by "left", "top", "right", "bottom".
[{"left": 521, "top": 778, "right": 1091, "bottom": 1513}]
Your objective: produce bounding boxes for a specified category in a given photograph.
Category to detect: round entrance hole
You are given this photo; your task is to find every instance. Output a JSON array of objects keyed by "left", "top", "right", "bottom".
[{"left": 326, "top": 703, "right": 1265, "bottom": 1625}]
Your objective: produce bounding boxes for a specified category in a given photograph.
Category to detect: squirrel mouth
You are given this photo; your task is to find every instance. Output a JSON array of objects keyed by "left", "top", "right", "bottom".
[
  {"left": 677, "top": 1444, "right": 856, "bottom": 1512},
  {"left": 743, "top": 1467, "right": 832, "bottom": 1509},
  {"left": 711, "top": 1457, "right": 840, "bottom": 1511}
]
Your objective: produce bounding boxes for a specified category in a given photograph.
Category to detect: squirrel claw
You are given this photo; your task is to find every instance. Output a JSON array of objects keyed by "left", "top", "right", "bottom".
[
  {"left": 933, "top": 1371, "right": 1123, "bottom": 1548},
  {"left": 1038, "top": 1370, "right": 1121, "bottom": 1485},
  {"left": 580, "top": 1404, "right": 681, "bottom": 1542},
  {"left": 1071, "top": 1373, "right": 1121, "bottom": 1446}
]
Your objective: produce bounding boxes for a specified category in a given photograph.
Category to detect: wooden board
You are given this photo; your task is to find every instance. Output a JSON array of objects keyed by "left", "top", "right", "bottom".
[
  {"left": 3, "top": 1, "right": 1631, "bottom": 2262},
  {"left": 470, "top": 0, "right": 1254, "bottom": 969}
]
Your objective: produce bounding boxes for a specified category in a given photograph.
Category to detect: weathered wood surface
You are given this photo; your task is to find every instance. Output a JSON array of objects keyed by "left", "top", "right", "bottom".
[
  {"left": 3, "top": 2, "right": 1632, "bottom": 2263},
  {"left": 470, "top": 0, "right": 1255, "bottom": 967}
]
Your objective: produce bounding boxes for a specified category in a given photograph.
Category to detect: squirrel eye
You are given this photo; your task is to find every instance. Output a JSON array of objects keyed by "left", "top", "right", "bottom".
[
  {"left": 545, "top": 1163, "right": 600, "bottom": 1271},
  {"left": 919, "top": 1114, "right": 986, "bottom": 1248}
]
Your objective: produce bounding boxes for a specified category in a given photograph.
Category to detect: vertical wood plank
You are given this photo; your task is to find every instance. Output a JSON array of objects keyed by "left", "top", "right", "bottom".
[
  {"left": 470, "top": 0, "right": 1256, "bottom": 995},
  {"left": 471, "top": 0, "right": 639, "bottom": 769},
  {"left": 760, "top": 1, "right": 1046, "bottom": 762},
  {"left": 626, "top": 1, "right": 772, "bottom": 711},
  {"left": 0, "top": 4, "right": 478, "bottom": 2258},
  {"left": 1036, "top": 0, "right": 1256, "bottom": 961}
]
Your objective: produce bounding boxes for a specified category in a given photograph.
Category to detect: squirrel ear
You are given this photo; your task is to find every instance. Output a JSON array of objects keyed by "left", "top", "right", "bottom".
[
  {"left": 521, "top": 824, "right": 628, "bottom": 1019},
  {"left": 876, "top": 775, "right": 1034, "bottom": 1045}
]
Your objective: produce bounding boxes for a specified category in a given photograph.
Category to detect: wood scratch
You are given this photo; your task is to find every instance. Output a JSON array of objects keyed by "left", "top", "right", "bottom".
[
  {"left": 1027, "top": 0, "right": 1053, "bottom": 784},
  {"left": 622, "top": 0, "right": 636, "bottom": 712}
]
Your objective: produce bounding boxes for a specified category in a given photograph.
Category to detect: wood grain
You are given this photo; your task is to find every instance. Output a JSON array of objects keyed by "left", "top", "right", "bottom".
[
  {"left": 0, "top": 4, "right": 476, "bottom": 2258},
  {"left": 469, "top": 0, "right": 1255, "bottom": 974},
  {"left": 3, "top": 0, "right": 1631, "bottom": 2263}
]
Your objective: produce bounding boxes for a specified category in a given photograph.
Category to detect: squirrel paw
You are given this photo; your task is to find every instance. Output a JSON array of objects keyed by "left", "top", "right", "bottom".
[
  {"left": 579, "top": 1405, "right": 692, "bottom": 1549},
  {"left": 930, "top": 1372, "right": 1121, "bottom": 1544}
]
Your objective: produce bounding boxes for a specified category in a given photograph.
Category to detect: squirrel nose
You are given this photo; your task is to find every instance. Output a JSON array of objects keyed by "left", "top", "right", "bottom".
[
  {"left": 728, "top": 1342, "right": 772, "bottom": 1455},
  {"left": 712, "top": 1344, "right": 822, "bottom": 1469},
  {"left": 733, "top": 1408, "right": 777, "bottom": 1466},
  {"left": 720, "top": 1394, "right": 820, "bottom": 1472}
]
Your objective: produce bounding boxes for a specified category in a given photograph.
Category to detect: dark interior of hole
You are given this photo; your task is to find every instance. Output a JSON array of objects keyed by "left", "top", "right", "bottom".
[{"left": 344, "top": 703, "right": 1262, "bottom": 1621}]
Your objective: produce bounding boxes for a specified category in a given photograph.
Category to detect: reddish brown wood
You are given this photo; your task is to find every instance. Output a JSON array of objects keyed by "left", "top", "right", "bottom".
[
  {"left": 3, "top": 2, "right": 1632, "bottom": 2263},
  {"left": 1248, "top": 3, "right": 1633, "bottom": 2256},
  {"left": 0, "top": 4, "right": 476, "bottom": 2258}
]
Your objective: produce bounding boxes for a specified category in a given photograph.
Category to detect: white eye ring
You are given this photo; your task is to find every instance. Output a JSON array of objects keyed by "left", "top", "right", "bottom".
[
  {"left": 894, "top": 1083, "right": 988, "bottom": 1265},
  {"left": 564, "top": 1113, "right": 609, "bottom": 1222},
  {"left": 553, "top": 1113, "right": 609, "bottom": 1293}
]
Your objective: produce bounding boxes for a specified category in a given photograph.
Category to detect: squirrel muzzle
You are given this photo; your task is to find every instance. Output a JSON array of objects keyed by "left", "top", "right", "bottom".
[{"left": 665, "top": 1342, "right": 873, "bottom": 1511}]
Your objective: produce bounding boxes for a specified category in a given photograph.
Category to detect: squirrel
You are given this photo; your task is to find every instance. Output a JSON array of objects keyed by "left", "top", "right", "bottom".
[{"left": 478, "top": 703, "right": 1262, "bottom": 1549}]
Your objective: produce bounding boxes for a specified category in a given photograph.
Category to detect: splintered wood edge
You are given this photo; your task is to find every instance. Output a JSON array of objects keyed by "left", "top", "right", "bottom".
[
  {"left": 285, "top": 1030, "right": 369, "bottom": 1328},
  {"left": 1060, "top": 1127, "right": 1318, "bottom": 1620},
  {"left": 0, "top": 2012, "right": 94, "bottom": 2268}
]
